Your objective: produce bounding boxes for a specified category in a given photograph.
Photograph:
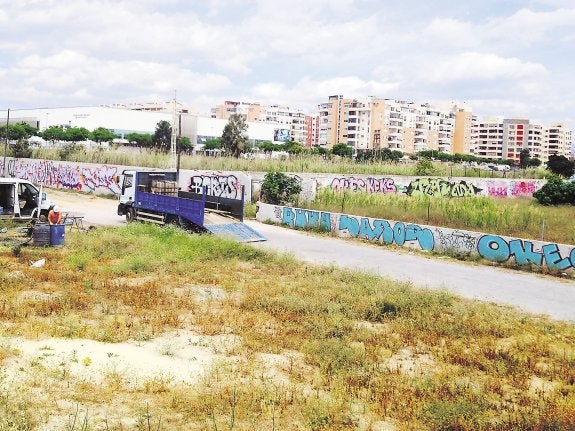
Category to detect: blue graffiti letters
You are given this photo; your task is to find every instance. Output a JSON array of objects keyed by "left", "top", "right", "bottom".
[
  {"left": 478, "top": 235, "right": 574, "bottom": 270},
  {"left": 282, "top": 207, "right": 331, "bottom": 231}
]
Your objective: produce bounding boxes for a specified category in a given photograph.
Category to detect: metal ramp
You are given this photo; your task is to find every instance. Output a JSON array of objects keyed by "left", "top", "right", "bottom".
[{"left": 204, "top": 222, "right": 267, "bottom": 243}]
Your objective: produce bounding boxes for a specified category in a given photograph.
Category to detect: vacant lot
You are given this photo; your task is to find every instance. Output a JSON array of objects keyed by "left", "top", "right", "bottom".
[{"left": 1, "top": 223, "right": 574, "bottom": 430}]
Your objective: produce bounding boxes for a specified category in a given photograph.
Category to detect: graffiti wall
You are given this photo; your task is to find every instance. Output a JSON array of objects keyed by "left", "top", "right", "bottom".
[
  {"left": 1, "top": 158, "right": 253, "bottom": 200},
  {"left": 310, "top": 175, "right": 546, "bottom": 200},
  {"left": 257, "top": 202, "right": 575, "bottom": 271}
]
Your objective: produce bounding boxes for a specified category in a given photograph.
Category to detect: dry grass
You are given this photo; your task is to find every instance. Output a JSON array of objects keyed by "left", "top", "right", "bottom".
[{"left": 0, "top": 223, "right": 574, "bottom": 430}]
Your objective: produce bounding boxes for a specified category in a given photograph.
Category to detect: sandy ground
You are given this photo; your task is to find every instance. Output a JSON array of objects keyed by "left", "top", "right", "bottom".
[{"left": 46, "top": 189, "right": 125, "bottom": 228}]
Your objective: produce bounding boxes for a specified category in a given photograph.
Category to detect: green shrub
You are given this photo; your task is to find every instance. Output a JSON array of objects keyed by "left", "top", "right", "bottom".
[
  {"left": 260, "top": 171, "right": 302, "bottom": 205},
  {"left": 534, "top": 175, "right": 575, "bottom": 205}
]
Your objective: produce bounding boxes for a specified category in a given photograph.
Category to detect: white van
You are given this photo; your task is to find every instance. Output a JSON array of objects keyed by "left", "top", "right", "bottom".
[{"left": 0, "top": 178, "right": 55, "bottom": 221}]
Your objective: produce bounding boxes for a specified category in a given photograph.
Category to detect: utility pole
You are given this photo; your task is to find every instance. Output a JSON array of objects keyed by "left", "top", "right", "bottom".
[
  {"left": 170, "top": 90, "right": 178, "bottom": 170},
  {"left": 3, "top": 108, "right": 9, "bottom": 177}
]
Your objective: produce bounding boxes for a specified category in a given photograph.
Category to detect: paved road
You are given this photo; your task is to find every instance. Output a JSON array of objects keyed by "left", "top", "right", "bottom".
[
  {"left": 245, "top": 220, "right": 575, "bottom": 322},
  {"left": 46, "top": 190, "right": 575, "bottom": 322}
]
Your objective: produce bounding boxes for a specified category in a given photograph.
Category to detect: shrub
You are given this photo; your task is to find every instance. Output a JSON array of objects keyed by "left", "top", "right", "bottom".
[
  {"left": 414, "top": 158, "right": 436, "bottom": 176},
  {"left": 533, "top": 175, "right": 575, "bottom": 205},
  {"left": 260, "top": 171, "right": 302, "bottom": 205}
]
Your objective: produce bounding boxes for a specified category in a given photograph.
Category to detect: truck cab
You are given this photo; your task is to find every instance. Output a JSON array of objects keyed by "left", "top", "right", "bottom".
[{"left": 0, "top": 178, "right": 55, "bottom": 221}]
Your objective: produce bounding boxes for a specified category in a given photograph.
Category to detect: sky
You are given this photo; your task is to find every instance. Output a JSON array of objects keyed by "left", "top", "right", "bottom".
[{"left": 0, "top": 0, "right": 574, "bottom": 130}]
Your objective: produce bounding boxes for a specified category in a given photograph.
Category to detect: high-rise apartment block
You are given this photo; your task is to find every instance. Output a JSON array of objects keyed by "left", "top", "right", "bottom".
[
  {"left": 318, "top": 95, "right": 571, "bottom": 162},
  {"left": 318, "top": 95, "right": 465, "bottom": 153}
]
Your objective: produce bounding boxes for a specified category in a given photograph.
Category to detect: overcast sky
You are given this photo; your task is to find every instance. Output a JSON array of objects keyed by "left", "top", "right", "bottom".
[{"left": 1, "top": 0, "right": 573, "bottom": 129}]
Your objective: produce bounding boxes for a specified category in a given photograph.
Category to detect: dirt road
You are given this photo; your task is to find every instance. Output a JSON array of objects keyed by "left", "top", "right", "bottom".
[{"left": 49, "top": 189, "right": 575, "bottom": 322}]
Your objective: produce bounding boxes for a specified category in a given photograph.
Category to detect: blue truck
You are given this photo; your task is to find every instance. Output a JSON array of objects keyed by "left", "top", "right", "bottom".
[{"left": 117, "top": 170, "right": 265, "bottom": 242}]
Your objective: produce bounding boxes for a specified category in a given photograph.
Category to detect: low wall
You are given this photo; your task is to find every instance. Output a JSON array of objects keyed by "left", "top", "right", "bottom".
[
  {"left": 0, "top": 157, "right": 544, "bottom": 203},
  {"left": 256, "top": 202, "right": 575, "bottom": 271},
  {"left": 0, "top": 158, "right": 252, "bottom": 200}
]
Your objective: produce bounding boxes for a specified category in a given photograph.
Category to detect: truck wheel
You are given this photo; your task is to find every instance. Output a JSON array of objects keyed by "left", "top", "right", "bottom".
[
  {"left": 166, "top": 215, "right": 181, "bottom": 227},
  {"left": 125, "top": 208, "right": 136, "bottom": 222}
]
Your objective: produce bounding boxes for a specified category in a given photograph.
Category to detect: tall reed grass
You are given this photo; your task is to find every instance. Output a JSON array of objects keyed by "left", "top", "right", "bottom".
[
  {"left": 30, "top": 148, "right": 546, "bottom": 178},
  {"left": 308, "top": 189, "right": 575, "bottom": 244}
]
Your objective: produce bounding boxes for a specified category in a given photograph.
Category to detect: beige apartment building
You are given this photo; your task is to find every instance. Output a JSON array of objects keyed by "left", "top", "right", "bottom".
[
  {"left": 317, "top": 95, "right": 572, "bottom": 162},
  {"left": 319, "top": 95, "right": 463, "bottom": 153},
  {"left": 211, "top": 101, "right": 313, "bottom": 144}
]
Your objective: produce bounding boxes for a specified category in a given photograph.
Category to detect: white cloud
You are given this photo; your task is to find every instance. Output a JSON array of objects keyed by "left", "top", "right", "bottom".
[{"left": 426, "top": 52, "right": 547, "bottom": 83}]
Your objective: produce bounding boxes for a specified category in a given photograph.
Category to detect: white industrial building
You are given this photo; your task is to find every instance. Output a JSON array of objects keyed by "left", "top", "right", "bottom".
[{"left": 0, "top": 106, "right": 278, "bottom": 147}]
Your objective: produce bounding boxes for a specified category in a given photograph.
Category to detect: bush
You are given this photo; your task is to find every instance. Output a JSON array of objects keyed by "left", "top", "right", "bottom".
[
  {"left": 533, "top": 175, "right": 575, "bottom": 205},
  {"left": 260, "top": 171, "right": 302, "bottom": 205},
  {"left": 414, "top": 157, "right": 436, "bottom": 176}
]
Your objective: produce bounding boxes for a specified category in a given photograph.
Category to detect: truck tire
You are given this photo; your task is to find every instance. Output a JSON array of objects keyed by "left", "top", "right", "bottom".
[{"left": 126, "top": 207, "right": 136, "bottom": 222}]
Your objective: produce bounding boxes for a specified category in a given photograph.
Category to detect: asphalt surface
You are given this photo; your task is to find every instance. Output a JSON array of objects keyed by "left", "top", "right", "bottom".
[
  {"left": 46, "top": 189, "right": 575, "bottom": 322},
  {"left": 244, "top": 220, "right": 575, "bottom": 322}
]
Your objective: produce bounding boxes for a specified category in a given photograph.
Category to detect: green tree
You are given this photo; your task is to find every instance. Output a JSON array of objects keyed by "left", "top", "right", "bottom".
[
  {"left": 92, "top": 127, "right": 117, "bottom": 143},
  {"left": 546, "top": 154, "right": 575, "bottom": 178},
  {"left": 10, "top": 140, "right": 33, "bottom": 158},
  {"left": 258, "top": 141, "right": 279, "bottom": 153},
  {"left": 260, "top": 171, "right": 302, "bottom": 205},
  {"left": 65, "top": 127, "right": 91, "bottom": 142},
  {"left": 126, "top": 132, "right": 152, "bottom": 148},
  {"left": 283, "top": 140, "right": 304, "bottom": 154},
  {"left": 41, "top": 125, "right": 67, "bottom": 143},
  {"left": 203, "top": 138, "right": 221, "bottom": 150},
  {"left": 221, "top": 114, "right": 248, "bottom": 158},
  {"left": 178, "top": 136, "right": 193, "bottom": 153},
  {"left": 519, "top": 149, "right": 531, "bottom": 169},
  {"left": 331, "top": 143, "right": 353, "bottom": 158},
  {"left": 152, "top": 120, "right": 172, "bottom": 152},
  {"left": 528, "top": 157, "right": 542, "bottom": 168},
  {"left": 311, "top": 146, "right": 329, "bottom": 157}
]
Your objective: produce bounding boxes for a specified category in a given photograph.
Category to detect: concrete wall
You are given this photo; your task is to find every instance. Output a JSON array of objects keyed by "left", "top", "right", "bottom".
[
  {"left": 0, "top": 158, "right": 252, "bottom": 200},
  {"left": 256, "top": 202, "right": 575, "bottom": 271}
]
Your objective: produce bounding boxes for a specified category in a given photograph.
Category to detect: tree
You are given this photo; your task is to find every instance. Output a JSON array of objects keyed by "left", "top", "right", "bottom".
[
  {"left": 528, "top": 158, "right": 542, "bottom": 168},
  {"left": 10, "top": 139, "right": 33, "bottom": 158},
  {"left": 221, "top": 114, "right": 248, "bottom": 158},
  {"left": 203, "top": 138, "right": 222, "bottom": 150},
  {"left": 41, "top": 125, "right": 67, "bottom": 143},
  {"left": 258, "top": 141, "right": 279, "bottom": 153},
  {"left": 283, "top": 140, "right": 304, "bottom": 154},
  {"left": 260, "top": 171, "right": 302, "bottom": 205},
  {"left": 92, "top": 127, "right": 117, "bottom": 143},
  {"left": 65, "top": 127, "right": 91, "bottom": 142},
  {"left": 331, "top": 143, "right": 353, "bottom": 158},
  {"left": 152, "top": 120, "right": 172, "bottom": 152},
  {"left": 533, "top": 175, "right": 575, "bottom": 205},
  {"left": 546, "top": 154, "right": 575, "bottom": 178},
  {"left": 178, "top": 136, "right": 193, "bottom": 153},
  {"left": 519, "top": 149, "right": 531, "bottom": 169},
  {"left": 126, "top": 132, "right": 152, "bottom": 148}
]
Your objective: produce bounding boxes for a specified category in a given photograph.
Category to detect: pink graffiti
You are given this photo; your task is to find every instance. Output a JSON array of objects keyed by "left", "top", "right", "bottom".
[
  {"left": 487, "top": 185, "right": 508, "bottom": 197},
  {"left": 331, "top": 177, "right": 397, "bottom": 193},
  {"left": 511, "top": 181, "right": 536, "bottom": 197}
]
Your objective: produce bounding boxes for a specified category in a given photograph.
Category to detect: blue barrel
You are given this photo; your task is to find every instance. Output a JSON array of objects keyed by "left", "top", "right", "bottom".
[
  {"left": 50, "top": 224, "right": 65, "bottom": 246},
  {"left": 32, "top": 223, "right": 51, "bottom": 246}
]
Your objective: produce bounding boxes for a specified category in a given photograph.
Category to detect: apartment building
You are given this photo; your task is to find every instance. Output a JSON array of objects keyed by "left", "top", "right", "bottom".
[
  {"left": 472, "top": 119, "right": 571, "bottom": 163},
  {"left": 211, "top": 101, "right": 313, "bottom": 144},
  {"left": 319, "top": 95, "right": 460, "bottom": 153}
]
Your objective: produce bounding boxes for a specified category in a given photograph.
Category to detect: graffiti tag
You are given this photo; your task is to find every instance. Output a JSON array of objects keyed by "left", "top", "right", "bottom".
[{"left": 407, "top": 178, "right": 482, "bottom": 198}]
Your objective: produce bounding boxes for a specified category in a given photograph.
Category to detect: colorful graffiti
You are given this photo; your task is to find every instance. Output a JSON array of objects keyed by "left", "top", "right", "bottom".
[
  {"left": 406, "top": 178, "right": 482, "bottom": 198},
  {"left": 281, "top": 207, "right": 434, "bottom": 251},
  {"left": 338, "top": 215, "right": 434, "bottom": 251},
  {"left": 330, "top": 177, "right": 399, "bottom": 193},
  {"left": 486, "top": 180, "right": 539, "bottom": 198},
  {"left": 258, "top": 203, "right": 575, "bottom": 271},
  {"left": 187, "top": 174, "right": 241, "bottom": 198},
  {"left": 7, "top": 159, "right": 120, "bottom": 193},
  {"left": 477, "top": 235, "right": 575, "bottom": 271}
]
